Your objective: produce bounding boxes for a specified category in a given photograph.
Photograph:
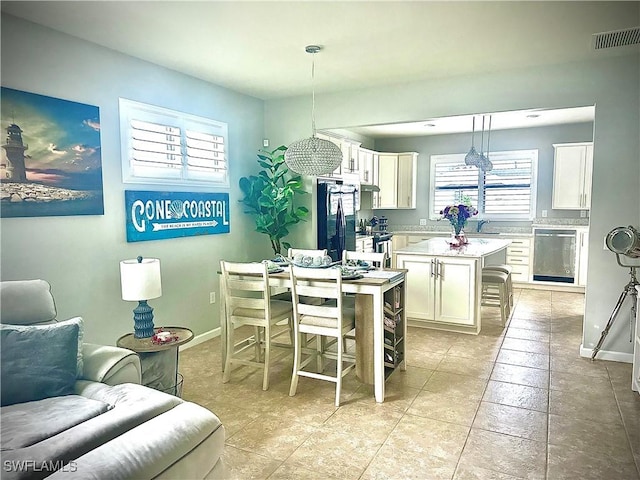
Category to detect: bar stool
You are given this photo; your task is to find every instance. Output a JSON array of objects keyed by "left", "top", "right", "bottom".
[
  {"left": 481, "top": 268, "right": 510, "bottom": 326},
  {"left": 483, "top": 264, "right": 513, "bottom": 307}
]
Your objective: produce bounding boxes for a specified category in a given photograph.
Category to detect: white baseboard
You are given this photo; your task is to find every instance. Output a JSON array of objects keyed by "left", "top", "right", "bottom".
[
  {"left": 180, "top": 327, "right": 221, "bottom": 351},
  {"left": 517, "top": 283, "right": 585, "bottom": 293},
  {"left": 580, "top": 344, "right": 633, "bottom": 363}
]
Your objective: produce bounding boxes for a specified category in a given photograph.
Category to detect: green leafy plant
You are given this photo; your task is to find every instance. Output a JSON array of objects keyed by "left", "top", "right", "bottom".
[{"left": 239, "top": 145, "right": 309, "bottom": 256}]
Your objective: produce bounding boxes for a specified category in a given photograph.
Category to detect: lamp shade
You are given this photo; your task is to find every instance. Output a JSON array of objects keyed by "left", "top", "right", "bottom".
[{"left": 120, "top": 257, "right": 162, "bottom": 301}]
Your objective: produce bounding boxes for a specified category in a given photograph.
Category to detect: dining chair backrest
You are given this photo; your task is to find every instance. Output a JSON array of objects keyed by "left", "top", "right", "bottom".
[
  {"left": 289, "top": 266, "right": 343, "bottom": 328},
  {"left": 342, "top": 250, "right": 387, "bottom": 269},
  {"left": 287, "top": 248, "right": 328, "bottom": 260},
  {"left": 220, "top": 261, "right": 272, "bottom": 320}
]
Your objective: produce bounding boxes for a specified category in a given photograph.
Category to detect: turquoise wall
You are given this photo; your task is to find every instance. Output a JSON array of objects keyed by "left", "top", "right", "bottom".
[{"left": 1, "top": 14, "right": 271, "bottom": 345}]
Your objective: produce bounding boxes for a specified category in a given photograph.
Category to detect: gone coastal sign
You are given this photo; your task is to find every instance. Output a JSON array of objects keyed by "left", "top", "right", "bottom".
[{"left": 125, "top": 190, "right": 230, "bottom": 242}]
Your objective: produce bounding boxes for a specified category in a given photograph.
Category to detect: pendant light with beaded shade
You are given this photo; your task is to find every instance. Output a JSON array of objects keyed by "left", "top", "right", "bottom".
[{"left": 284, "top": 45, "right": 343, "bottom": 176}]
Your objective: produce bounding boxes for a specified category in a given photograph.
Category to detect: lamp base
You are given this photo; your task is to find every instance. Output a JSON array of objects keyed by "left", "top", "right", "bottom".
[{"left": 133, "top": 300, "right": 155, "bottom": 339}]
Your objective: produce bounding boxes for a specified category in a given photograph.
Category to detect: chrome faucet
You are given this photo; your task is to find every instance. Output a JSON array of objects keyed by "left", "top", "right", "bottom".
[{"left": 476, "top": 219, "right": 489, "bottom": 233}]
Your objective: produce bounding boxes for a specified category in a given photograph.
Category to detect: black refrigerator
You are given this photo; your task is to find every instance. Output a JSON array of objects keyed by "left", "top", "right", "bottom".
[{"left": 317, "top": 179, "right": 357, "bottom": 262}]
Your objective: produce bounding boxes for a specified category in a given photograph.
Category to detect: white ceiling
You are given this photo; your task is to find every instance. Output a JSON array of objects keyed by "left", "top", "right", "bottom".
[
  {"left": 1, "top": 1, "right": 634, "bottom": 136},
  {"left": 341, "top": 106, "right": 596, "bottom": 138},
  {"left": 2, "top": 1, "right": 638, "bottom": 101}
]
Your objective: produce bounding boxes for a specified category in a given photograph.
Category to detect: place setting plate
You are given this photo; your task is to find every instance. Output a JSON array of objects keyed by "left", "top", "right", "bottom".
[
  {"left": 344, "top": 260, "right": 373, "bottom": 271},
  {"left": 341, "top": 272, "right": 363, "bottom": 280}
]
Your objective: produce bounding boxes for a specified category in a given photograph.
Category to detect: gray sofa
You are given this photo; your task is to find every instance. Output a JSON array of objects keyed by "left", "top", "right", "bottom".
[{"left": 0, "top": 280, "right": 225, "bottom": 479}]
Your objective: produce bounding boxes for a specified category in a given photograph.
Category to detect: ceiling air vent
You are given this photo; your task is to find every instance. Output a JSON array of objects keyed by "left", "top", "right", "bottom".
[{"left": 592, "top": 26, "right": 640, "bottom": 50}]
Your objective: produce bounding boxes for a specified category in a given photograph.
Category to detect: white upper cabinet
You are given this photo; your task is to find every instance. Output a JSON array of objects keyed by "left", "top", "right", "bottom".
[
  {"left": 340, "top": 140, "right": 360, "bottom": 175},
  {"left": 552, "top": 142, "right": 593, "bottom": 210},
  {"left": 315, "top": 132, "right": 344, "bottom": 177},
  {"left": 358, "top": 148, "right": 375, "bottom": 185},
  {"left": 374, "top": 154, "right": 398, "bottom": 208},
  {"left": 315, "top": 132, "right": 417, "bottom": 209},
  {"left": 373, "top": 152, "right": 418, "bottom": 209},
  {"left": 397, "top": 153, "right": 417, "bottom": 208}
]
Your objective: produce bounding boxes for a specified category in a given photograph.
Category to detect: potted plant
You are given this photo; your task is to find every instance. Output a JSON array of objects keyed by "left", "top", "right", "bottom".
[{"left": 239, "top": 145, "right": 309, "bottom": 256}]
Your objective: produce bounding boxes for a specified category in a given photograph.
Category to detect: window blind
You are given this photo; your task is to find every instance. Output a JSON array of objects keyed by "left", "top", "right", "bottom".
[
  {"left": 483, "top": 154, "right": 533, "bottom": 215},
  {"left": 431, "top": 150, "right": 537, "bottom": 220},
  {"left": 120, "top": 99, "right": 229, "bottom": 187}
]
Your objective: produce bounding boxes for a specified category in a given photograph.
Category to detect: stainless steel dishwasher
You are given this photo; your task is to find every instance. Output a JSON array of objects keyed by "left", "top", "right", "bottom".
[{"left": 532, "top": 228, "right": 577, "bottom": 283}]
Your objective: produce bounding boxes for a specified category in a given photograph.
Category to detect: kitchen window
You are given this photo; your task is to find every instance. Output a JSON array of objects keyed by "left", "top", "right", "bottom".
[
  {"left": 430, "top": 149, "right": 538, "bottom": 220},
  {"left": 119, "top": 98, "right": 229, "bottom": 187}
]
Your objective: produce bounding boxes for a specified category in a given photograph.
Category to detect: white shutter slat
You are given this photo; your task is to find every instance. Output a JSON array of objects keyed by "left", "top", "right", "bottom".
[{"left": 131, "top": 119, "right": 181, "bottom": 136}]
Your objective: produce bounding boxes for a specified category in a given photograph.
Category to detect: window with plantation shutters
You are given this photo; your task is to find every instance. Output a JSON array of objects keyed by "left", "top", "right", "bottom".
[
  {"left": 430, "top": 150, "right": 537, "bottom": 220},
  {"left": 120, "top": 98, "right": 229, "bottom": 187}
]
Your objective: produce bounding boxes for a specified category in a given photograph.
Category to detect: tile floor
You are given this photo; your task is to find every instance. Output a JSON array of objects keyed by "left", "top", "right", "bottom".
[{"left": 180, "top": 289, "right": 640, "bottom": 479}]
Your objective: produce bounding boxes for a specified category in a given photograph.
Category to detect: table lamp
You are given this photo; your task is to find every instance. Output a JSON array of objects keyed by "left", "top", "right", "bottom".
[{"left": 120, "top": 256, "right": 162, "bottom": 338}]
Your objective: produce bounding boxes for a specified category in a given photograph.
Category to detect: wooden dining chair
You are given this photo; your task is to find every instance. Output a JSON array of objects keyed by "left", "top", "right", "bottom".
[
  {"left": 288, "top": 266, "right": 356, "bottom": 406},
  {"left": 340, "top": 250, "right": 387, "bottom": 347},
  {"left": 287, "top": 248, "right": 328, "bottom": 260},
  {"left": 342, "top": 250, "right": 387, "bottom": 269},
  {"left": 220, "top": 261, "right": 293, "bottom": 390}
]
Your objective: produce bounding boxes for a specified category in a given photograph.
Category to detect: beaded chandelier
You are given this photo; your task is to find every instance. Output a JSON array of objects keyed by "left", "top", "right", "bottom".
[{"left": 284, "top": 45, "right": 342, "bottom": 176}]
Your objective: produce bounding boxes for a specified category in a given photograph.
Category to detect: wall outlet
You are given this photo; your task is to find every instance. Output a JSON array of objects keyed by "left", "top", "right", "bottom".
[
  {"left": 209, "top": 292, "right": 216, "bottom": 304},
  {"left": 580, "top": 210, "right": 587, "bottom": 218},
  {"left": 263, "top": 139, "right": 269, "bottom": 147},
  {"left": 419, "top": 218, "right": 427, "bottom": 226},
  {"left": 541, "top": 210, "right": 548, "bottom": 217}
]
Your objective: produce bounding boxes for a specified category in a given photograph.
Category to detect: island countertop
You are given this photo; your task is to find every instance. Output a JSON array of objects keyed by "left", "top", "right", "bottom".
[{"left": 395, "top": 237, "right": 511, "bottom": 258}]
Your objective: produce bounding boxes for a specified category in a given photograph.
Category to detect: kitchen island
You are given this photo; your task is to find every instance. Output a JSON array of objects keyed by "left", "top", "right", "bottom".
[{"left": 394, "top": 238, "right": 511, "bottom": 334}]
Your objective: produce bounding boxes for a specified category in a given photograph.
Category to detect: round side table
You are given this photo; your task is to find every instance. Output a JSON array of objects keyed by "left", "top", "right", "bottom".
[{"left": 117, "top": 327, "right": 193, "bottom": 396}]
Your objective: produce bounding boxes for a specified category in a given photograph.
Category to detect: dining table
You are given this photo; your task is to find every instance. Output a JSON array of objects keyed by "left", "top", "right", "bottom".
[{"left": 219, "top": 265, "right": 407, "bottom": 403}]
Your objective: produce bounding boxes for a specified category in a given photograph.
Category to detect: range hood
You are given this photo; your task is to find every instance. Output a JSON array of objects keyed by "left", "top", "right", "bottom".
[{"left": 360, "top": 183, "right": 380, "bottom": 192}]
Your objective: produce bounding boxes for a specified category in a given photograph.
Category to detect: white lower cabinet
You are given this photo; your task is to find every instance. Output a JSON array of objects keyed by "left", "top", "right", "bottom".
[
  {"left": 576, "top": 228, "right": 589, "bottom": 286},
  {"left": 506, "top": 237, "right": 532, "bottom": 283},
  {"left": 396, "top": 254, "right": 476, "bottom": 326}
]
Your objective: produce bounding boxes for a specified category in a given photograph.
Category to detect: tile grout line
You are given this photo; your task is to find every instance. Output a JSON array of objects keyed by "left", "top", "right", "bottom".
[
  {"left": 451, "top": 297, "right": 515, "bottom": 479},
  {"left": 605, "top": 363, "right": 640, "bottom": 478}
]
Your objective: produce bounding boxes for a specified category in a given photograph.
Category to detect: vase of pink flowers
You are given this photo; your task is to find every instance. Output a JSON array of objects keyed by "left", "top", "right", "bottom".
[{"left": 440, "top": 202, "right": 478, "bottom": 247}]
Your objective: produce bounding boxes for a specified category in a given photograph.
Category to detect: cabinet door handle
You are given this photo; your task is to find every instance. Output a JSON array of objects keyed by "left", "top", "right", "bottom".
[
  {"left": 364, "top": 171, "right": 369, "bottom": 182},
  {"left": 430, "top": 259, "right": 435, "bottom": 277},
  {"left": 437, "top": 260, "right": 443, "bottom": 280}
]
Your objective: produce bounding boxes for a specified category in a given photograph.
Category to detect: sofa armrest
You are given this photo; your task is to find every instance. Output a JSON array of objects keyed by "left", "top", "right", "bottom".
[{"left": 81, "top": 343, "right": 142, "bottom": 385}]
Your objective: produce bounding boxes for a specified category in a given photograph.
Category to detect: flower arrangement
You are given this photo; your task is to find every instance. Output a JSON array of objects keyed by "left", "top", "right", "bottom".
[
  {"left": 151, "top": 328, "right": 179, "bottom": 345},
  {"left": 440, "top": 203, "right": 478, "bottom": 235}
]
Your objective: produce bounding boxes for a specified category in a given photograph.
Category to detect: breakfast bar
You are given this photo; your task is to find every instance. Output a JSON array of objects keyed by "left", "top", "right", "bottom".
[{"left": 394, "top": 238, "right": 511, "bottom": 334}]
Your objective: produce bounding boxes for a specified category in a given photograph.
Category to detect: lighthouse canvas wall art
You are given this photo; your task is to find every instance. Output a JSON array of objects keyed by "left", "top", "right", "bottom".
[{"left": 0, "top": 87, "right": 104, "bottom": 217}]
